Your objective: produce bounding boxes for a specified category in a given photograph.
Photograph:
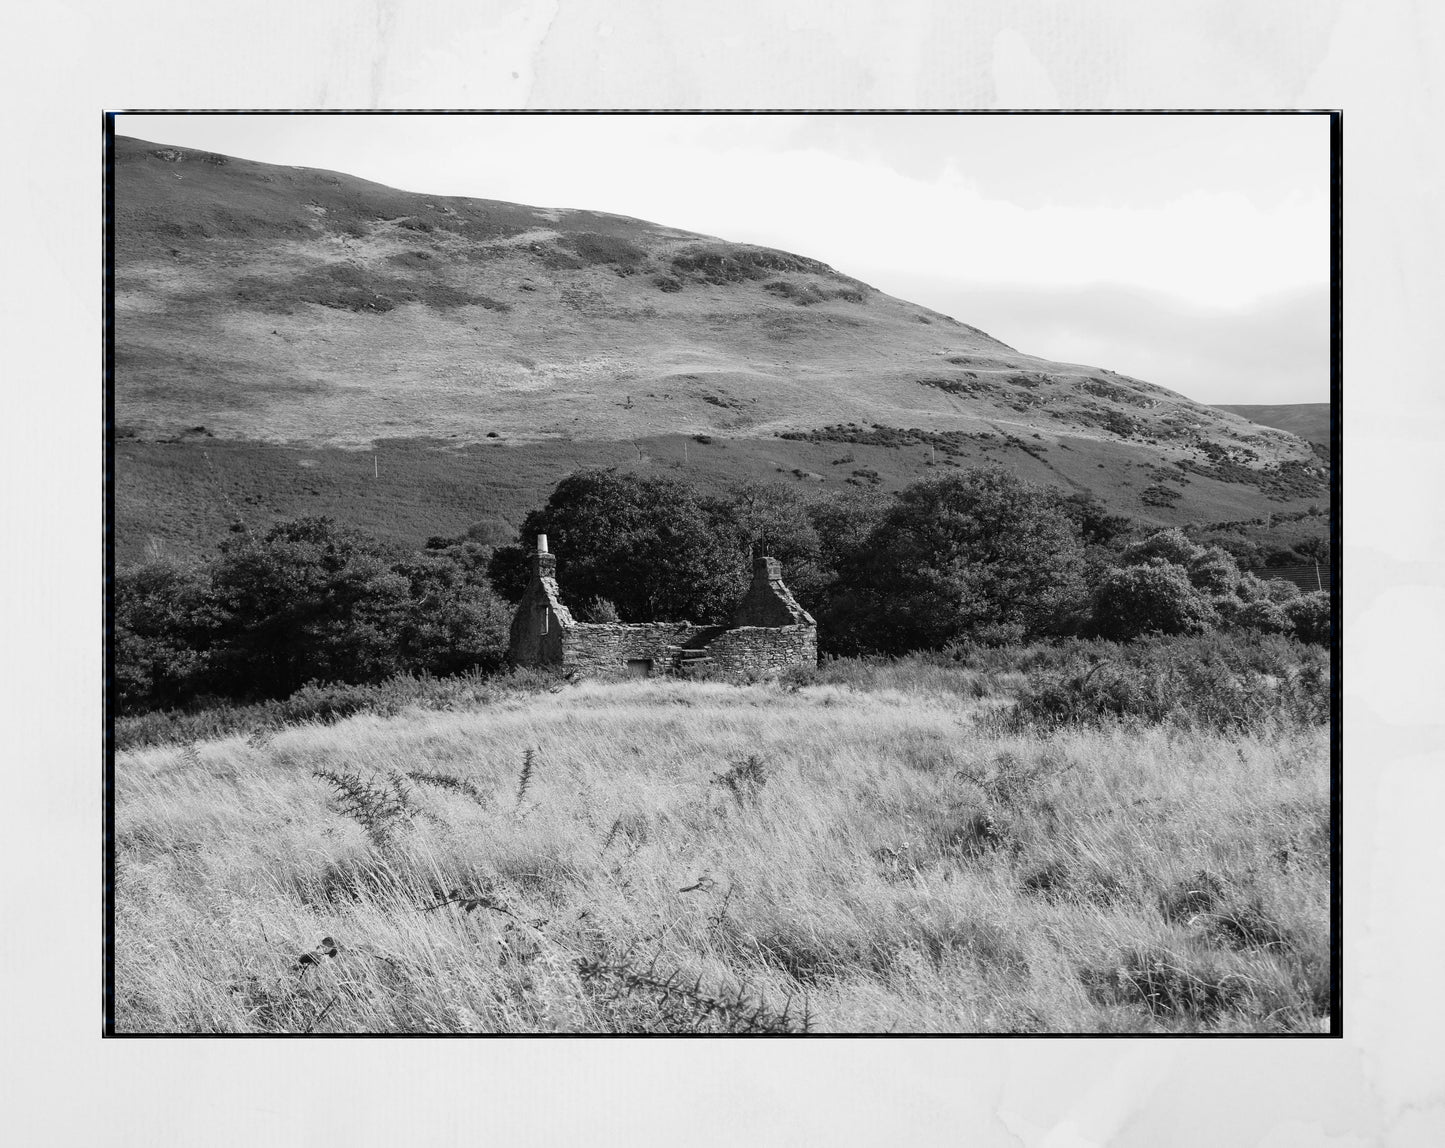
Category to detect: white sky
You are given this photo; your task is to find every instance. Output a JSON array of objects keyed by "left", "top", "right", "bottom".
[{"left": 119, "top": 112, "right": 1330, "bottom": 405}]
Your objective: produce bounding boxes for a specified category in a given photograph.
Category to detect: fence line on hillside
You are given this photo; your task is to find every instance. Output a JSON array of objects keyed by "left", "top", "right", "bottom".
[{"left": 1241, "top": 563, "right": 1331, "bottom": 593}]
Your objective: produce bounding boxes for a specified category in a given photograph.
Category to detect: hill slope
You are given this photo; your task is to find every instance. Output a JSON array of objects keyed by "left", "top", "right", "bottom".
[
  {"left": 114, "top": 135, "right": 1327, "bottom": 562},
  {"left": 1215, "top": 404, "right": 1330, "bottom": 452}
]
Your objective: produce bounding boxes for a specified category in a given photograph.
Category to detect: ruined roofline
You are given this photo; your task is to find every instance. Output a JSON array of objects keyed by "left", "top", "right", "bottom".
[
  {"left": 732, "top": 554, "right": 815, "bottom": 628},
  {"left": 522, "top": 536, "right": 814, "bottom": 630},
  {"left": 509, "top": 535, "right": 817, "bottom": 675}
]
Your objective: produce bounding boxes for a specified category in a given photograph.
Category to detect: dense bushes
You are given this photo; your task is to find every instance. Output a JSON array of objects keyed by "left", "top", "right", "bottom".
[
  {"left": 203, "top": 517, "right": 417, "bottom": 696},
  {"left": 476, "top": 467, "right": 1325, "bottom": 663},
  {"left": 115, "top": 471, "right": 1332, "bottom": 720},
  {"left": 1092, "top": 562, "right": 1219, "bottom": 640},
  {"left": 113, "top": 517, "right": 511, "bottom": 715},
  {"left": 1284, "top": 592, "right": 1331, "bottom": 645},
  {"left": 559, "top": 232, "right": 647, "bottom": 273},
  {"left": 116, "top": 633, "right": 1328, "bottom": 750},
  {"left": 669, "top": 243, "right": 832, "bottom": 286},
  {"left": 1088, "top": 527, "right": 1329, "bottom": 646},
  {"left": 1233, "top": 598, "right": 1293, "bottom": 636},
  {"left": 1002, "top": 633, "right": 1330, "bottom": 734},
  {"left": 114, "top": 561, "right": 221, "bottom": 712}
]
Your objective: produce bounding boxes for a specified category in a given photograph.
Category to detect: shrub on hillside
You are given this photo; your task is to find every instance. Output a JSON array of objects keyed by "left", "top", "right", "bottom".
[
  {"left": 559, "top": 232, "right": 647, "bottom": 273},
  {"left": 1120, "top": 529, "right": 1199, "bottom": 567},
  {"left": 1122, "top": 530, "right": 1244, "bottom": 598},
  {"left": 1091, "top": 561, "right": 1219, "bottom": 641},
  {"left": 670, "top": 244, "right": 830, "bottom": 286},
  {"left": 1235, "top": 573, "right": 1301, "bottom": 608},
  {"left": 1284, "top": 592, "right": 1331, "bottom": 645},
  {"left": 1261, "top": 577, "right": 1302, "bottom": 604},
  {"left": 1140, "top": 483, "right": 1183, "bottom": 508},
  {"left": 1233, "top": 598, "right": 1293, "bottom": 636},
  {"left": 1186, "top": 546, "right": 1243, "bottom": 596}
]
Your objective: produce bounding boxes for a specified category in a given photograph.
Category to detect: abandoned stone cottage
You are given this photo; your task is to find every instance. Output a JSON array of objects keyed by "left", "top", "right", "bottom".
[{"left": 508, "top": 536, "right": 817, "bottom": 678}]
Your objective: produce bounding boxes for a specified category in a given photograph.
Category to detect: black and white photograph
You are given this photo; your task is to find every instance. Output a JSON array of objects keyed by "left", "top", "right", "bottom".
[
  {"left": 10, "top": 0, "right": 1445, "bottom": 1140},
  {"left": 106, "top": 110, "right": 1336, "bottom": 1036}
]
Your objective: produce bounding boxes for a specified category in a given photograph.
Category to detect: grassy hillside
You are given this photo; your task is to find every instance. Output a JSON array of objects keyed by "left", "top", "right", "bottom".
[
  {"left": 114, "top": 135, "right": 1328, "bottom": 561},
  {"left": 115, "top": 654, "right": 1329, "bottom": 1034},
  {"left": 1215, "top": 404, "right": 1330, "bottom": 450},
  {"left": 116, "top": 428, "right": 1326, "bottom": 566}
]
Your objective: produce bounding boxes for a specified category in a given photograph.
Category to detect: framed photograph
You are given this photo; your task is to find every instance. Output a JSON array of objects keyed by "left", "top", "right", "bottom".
[{"left": 105, "top": 110, "right": 1337, "bottom": 1039}]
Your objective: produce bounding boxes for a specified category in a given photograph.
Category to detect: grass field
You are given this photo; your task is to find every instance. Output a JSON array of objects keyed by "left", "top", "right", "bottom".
[{"left": 114, "top": 658, "right": 1330, "bottom": 1034}]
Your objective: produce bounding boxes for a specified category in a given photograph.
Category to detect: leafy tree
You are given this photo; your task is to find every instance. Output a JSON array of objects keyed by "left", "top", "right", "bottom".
[
  {"left": 1058, "top": 491, "right": 1134, "bottom": 548},
  {"left": 794, "top": 488, "right": 892, "bottom": 654},
  {"left": 1092, "top": 561, "right": 1220, "bottom": 640},
  {"left": 392, "top": 550, "right": 511, "bottom": 676},
  {"left": 487, "top": 470, "right": 748, "bottom": 623},
  {"left": 831, "top": 469, "right": 1088, "bottom": 653},
  {"left": 714, "top": 479, "right": 829, "bottom": 608},
  {"left": 206, "top": 517, "right": 414, "bottom": 698},
  {"left": 113, "top": 561, "right": 220, "bottom": 713},
  {"left": 806, "top": 487, "right": 890, "bottom": 575}
]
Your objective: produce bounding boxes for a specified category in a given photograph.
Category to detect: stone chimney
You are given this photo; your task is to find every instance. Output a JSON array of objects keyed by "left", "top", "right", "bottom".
[
  {"left": 732, "top": 554, "right": 814, "bottom": 628},
  {"left": 531, "top": 533, "right": 557, "bottom": 579}
]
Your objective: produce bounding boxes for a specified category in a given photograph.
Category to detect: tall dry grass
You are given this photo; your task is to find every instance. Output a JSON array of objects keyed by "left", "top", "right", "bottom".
[{"left": 114, "top": 672, "right": 1330, "bottom": 1033}]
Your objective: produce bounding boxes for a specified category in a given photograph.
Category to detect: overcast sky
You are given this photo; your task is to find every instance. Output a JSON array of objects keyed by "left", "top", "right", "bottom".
[{"left": 119, "top": 112, "right": 1330, "bottom": 405}]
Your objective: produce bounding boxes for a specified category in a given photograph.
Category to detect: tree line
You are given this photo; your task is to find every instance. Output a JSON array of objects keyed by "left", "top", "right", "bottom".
[{"left": 114, "top": 467, "right": 1329, "bottom": 715}]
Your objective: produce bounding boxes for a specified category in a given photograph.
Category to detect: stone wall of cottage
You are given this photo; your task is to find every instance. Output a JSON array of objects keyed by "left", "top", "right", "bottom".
[
  {"left": 560, "top": 621, "right": 710, "bottom": 676},
  {"left": 507, "top": 539, "right": 818, "bottom": 679},
  {"left": 703, "top": 624, "right": 818, "bottom": 675},
  {"left": 508, "top": 546, "right": 576, "bottom": 667}
]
